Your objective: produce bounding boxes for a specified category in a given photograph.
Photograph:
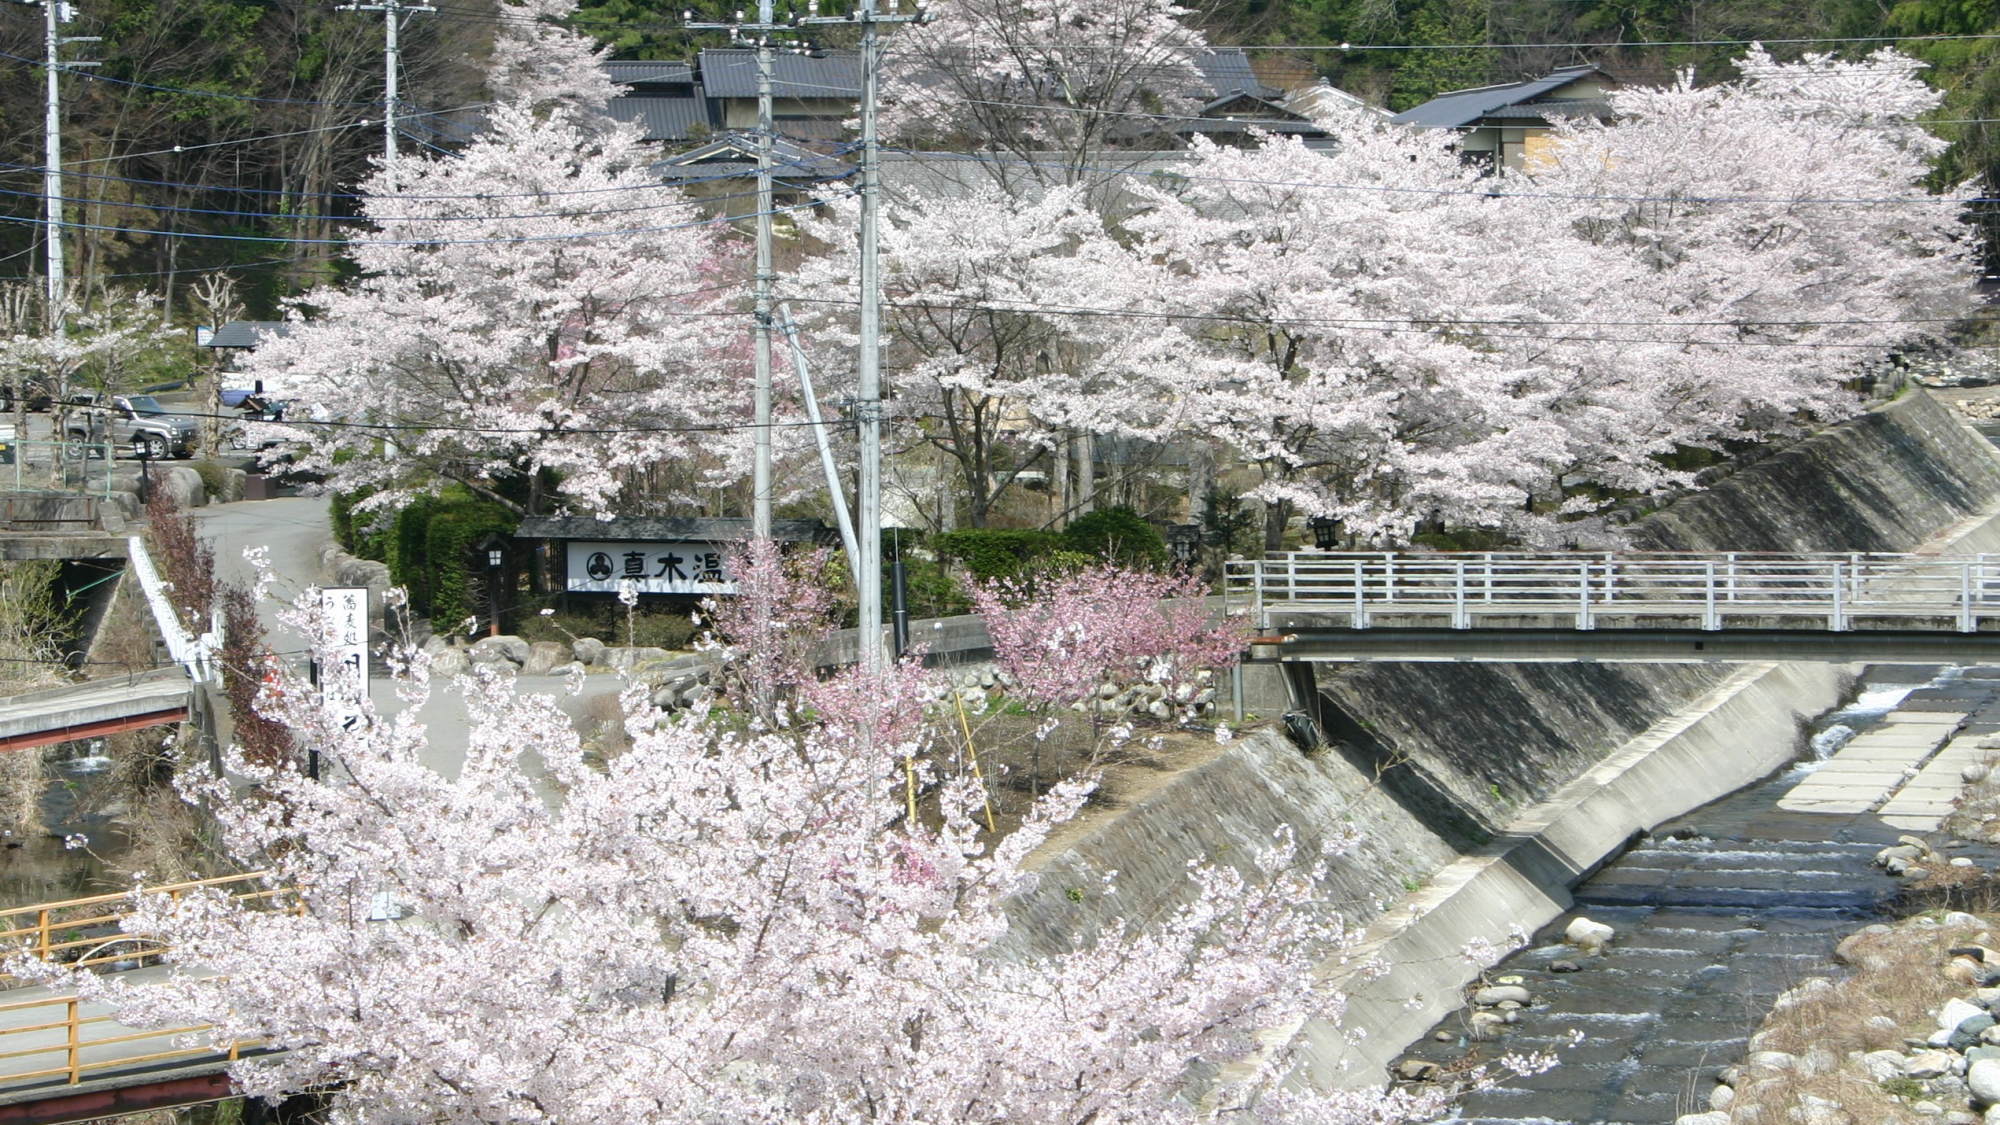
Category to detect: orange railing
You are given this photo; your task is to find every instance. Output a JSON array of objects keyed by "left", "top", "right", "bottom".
[
  {"left": 0, "top": 992, "right": 256, "bottom": 1088},
  {"left": 0, "top": 875, "right": 281, "bottom": 1089},
  {"left": 0, "top": 872, "right": 283, "bottom": 984}
]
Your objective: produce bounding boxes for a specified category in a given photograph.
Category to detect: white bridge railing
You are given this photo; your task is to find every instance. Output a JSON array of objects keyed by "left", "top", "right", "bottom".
[{"left": 1223, "top": 552, "right": 2000, "bottom": 633}]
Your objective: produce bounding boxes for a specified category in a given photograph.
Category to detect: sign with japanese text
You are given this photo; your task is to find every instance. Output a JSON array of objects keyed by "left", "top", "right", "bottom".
[
  {"left": 565, "top": 541, "right": 736, "bottom": 596},
  {"left": 316, "top": 587, "right": 369, "bottom": 732}
]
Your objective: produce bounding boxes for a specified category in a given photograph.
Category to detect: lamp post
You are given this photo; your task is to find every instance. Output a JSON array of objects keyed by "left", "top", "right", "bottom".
[
  {"left": 1166, "top": 523, "right": 1201, "bottom": 569},
  {"left": 1309, "top": 516, "right": 1341, "bottom": 552},
  {"left": 479, "top": 533, "right": 507, "bottom": 638}
]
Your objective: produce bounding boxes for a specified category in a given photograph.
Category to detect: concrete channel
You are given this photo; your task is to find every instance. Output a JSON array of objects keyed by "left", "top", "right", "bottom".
[{"left": 1406, "top": 666, "right": 2000, "bottom": 1123}]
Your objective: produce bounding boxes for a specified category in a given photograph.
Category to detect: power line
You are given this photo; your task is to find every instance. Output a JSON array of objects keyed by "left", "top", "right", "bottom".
[
  {"left": 0, "top": 47, "right": 389, "bottom": 107},
  {"left": 0, "top": 191, "right": 853, "bottom": 245}
]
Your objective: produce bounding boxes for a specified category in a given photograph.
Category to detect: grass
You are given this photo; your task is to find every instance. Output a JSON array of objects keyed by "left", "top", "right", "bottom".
[{"left": 1717, "top": 912, "right": 1995, "bottom": 1125}]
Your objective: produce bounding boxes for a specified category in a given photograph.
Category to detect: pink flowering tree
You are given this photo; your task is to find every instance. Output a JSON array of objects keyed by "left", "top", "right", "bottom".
[
  {"left": 697, "top": 538, "right": 842, "bottom": 727},
  {"left": 11, "top": 587, "right": 1533, "bottom": 1125},
  {"left": 971, "top": 562, "right": 1250, "bottom": 717}
]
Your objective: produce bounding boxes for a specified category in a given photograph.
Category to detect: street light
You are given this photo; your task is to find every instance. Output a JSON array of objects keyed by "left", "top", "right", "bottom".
[
  {"left": 478, "top": 533, "right": 507, "bottom": 637},
  {"left": 1308, "top": 516, "right": 1341, "bottom": 551}
]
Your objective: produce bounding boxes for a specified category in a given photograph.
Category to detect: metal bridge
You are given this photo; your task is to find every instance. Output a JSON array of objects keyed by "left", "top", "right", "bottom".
[
  {"left": 1225, "top": 551, "right": 2000, "bottom": 663},
  {"left": 0, "top": 874, "right": 278, "bottom": 1125}
]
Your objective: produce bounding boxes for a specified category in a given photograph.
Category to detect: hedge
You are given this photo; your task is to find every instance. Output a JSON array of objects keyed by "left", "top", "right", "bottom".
[
  {"left": 1060, "top": 506, "right": 1166, "bottom": 567},
  {"left": 931, "top": 528, "right": 1063, "bottom": 583},
  {"left": 422, "top": 501, "right": 518, "bottom": 630}
]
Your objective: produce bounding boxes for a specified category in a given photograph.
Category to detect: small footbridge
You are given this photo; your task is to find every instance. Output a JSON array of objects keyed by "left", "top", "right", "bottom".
[
  {"left": 0, "top": 875, "right": 279, "bottom": 1125},
  {"left": 1226, "top": 551, "right": 2000, "bottom": 663}
]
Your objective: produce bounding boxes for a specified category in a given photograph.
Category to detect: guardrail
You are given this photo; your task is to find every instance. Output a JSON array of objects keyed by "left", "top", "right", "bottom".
[
  {"left": 1224, "top": 551, "right": 2000, "bottom": 632},
  {"left": 0, "top": 438, "right": 117, "bottom": 499}
]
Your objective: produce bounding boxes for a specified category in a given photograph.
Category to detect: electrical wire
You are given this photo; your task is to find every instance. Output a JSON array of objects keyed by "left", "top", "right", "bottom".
[
  {"left": 0, "top": 190, "right": 852, "bottom": 245},
  {"left": 0, "top": 47, "right": 390, "bottom": 108}
]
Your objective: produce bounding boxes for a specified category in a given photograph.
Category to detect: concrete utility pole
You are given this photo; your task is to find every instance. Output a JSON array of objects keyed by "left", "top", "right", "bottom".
[
  {"left": 686, "top": 9, "right": 788, "bottom": 542},
  {"left": 10, "top": 0, "right": 98, "bottom": 327},
  {"left": 340, "top": 0, "right": 430, "bottom": 459},
  {"left": 800, "top": 0, "right": 919, "bottom": 672}
]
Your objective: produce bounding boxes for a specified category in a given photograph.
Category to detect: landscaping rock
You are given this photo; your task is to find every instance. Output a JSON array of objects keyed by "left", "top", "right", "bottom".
[
  {"left": 572, "top": 637, "right": 606, "bottom": 665},
  {"left": 1708, "top": 1083, "right": 1733, "bottom": 1111},
  {"left": 605, "top": 646, "right": 671, "bottom": 674},
  {"left": 552, "top": 661, "right": 586, "bottom": 678},
  {"left": 431, "top": 646, "right": 469, "bottom": 678},
  {"left": 468, "top": 636, "right": 526, "bottom": 666},
  {"left": 522, "top": 641, "right": 568, "bottom": 676}
]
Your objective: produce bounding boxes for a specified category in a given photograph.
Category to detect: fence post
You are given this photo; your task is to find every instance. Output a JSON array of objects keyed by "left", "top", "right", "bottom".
[
  {"left": 1385, "top": 554, "right": 1397, "bottom": 602},
  {"left": 1482, "top": 552, "right": 1494, "bottom": 603},
  {"left": 36, "top": 909, "right": 49, "bottom": 960},
  {"left": 1453, "top": 558, "right": 1467, "bottom": 628},
  {"left": 1831, "top": 560, "right": 1846, "bottom": 631},
  {"left": 1286, "top": 554, "right": 1297, "bottom": 605},
  {"left": 1704, "top": 559, "right": 1718, "bottom": 631},
  {"left": 65, "top": 997, "right": 80, "bottom": 1084},
  {"left": 1964, "top": 562, "right": 1976, "bottom": 634},
  {"left": 1353, "top": 558, "right": 1369, "bottom": 629},
  {"left": 1578, "top": 560, "right": 1594, "bottom": 630}
]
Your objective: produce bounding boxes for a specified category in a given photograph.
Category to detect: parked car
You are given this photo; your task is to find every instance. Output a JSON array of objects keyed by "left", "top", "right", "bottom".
[{"left": 64, "top": 393, "right": 199, "bottom": 459}]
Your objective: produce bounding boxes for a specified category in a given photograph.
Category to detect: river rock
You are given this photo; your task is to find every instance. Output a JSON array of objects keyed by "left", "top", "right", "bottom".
[
  {"left": 1565, "top": 916, "right": 1615, "bottom": 953},
  {"left": 1393, "top": 1059, "right": 1438, "bottom": 1082},
  {"left": 1914, "top": 1101, "right": 1945, "bottom": 1117},
  {"left": 1951, "top": 911, "right": 1986, "bottom": 929},
  {"left": 1909, "top": 1050, "right": 1957, "bottom": 1079},
  {"left": 1986, "top": 1107, "right": 2000, "bottom": 1125},
  {"left": 1949, "top": 1113, "right": 1980, "bottom": 1125},
  {"left": 1800, "top": 1045, "right": 1838, "bottom": 1078},
  {"left": 572, "top": 637, "right": 606, "bottom": 665},
  {"left": 1796, "top": 1095, "right": 1852, "bottom": 1125},
  {"left": 1943, "top": 998, "right": 1987, "bottom": 1031},
  {"left": 1673, "top": 1114, "right": 1727, "bottom": 1125},
  {"left": 1972, "top": 1058, "right": 2000, "bottom": 1106},
  {"left": 1472, "top": 985, "right": 1531, "bottom": 1007},
  {"left": 430, "top": 645, "right": 469, "bottom": 678},
  {"left": 1467, "top": 1010, "right": 1506, "bottom": 1040},
  {"left": 1954, "top": 1014, "right": 1997, "bottom": 1052},
  {"left": 1864, "top": 1050, "right": 1910, "bottom": 1083},
  {"left": 1549, "top": 959, "right": 1582, "bottom": 973},
  {"left": 522, "top": 641, "right": 568, "bottom": 676},
  {"left": 1748, "top": 1050, "right": 1797, "bottom": 1072},
  {"left": 1970, "top": 1046, "right": 2000, "bottom": 1066}
]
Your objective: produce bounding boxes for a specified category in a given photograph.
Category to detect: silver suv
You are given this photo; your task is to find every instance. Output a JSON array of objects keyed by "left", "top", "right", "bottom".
[{"left": 65, "top": 393, "right": 199, "bottom": 460}]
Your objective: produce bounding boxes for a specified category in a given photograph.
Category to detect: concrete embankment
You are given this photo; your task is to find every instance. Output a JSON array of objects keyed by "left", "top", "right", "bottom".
[{"left": 1007, "top": 389, "right": 2000, "bottom": 1088}]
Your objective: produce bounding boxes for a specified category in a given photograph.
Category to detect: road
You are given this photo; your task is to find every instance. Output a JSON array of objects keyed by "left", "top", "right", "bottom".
[{"left": 191, "top": 495, "right": 625, "bottom": 778}]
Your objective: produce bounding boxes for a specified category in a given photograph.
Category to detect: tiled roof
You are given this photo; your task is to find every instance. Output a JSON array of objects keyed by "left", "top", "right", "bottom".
[
  {"left": 1191, "top": 48, "right": 1277, "bottom": 100},
  {"left": 203, "top": 321, "right": 291, "bottom": 349},
  {"left": 605, "top": 60, "right": 696, "bottom": 86},
  {"left": 607, "top": 92, "right": 715, "bottom": 142},
  {"left": 1389, "top": 65, "right": 1608, "bottom": 129},
  {"left": 518, "top": 516, "right": 833, "bottom": 544},
  {"left": 699, "top": 49, "right": 860, "bottom": 99}
]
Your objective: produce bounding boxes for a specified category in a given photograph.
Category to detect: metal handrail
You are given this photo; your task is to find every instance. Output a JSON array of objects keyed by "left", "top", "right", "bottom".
[
  {"left": 0, "top": 872, "right": 279, "bottom": 984},
  {"left": 0, "top": 992, "right": 256, "bottom": 1089},
  {"left": 1226, "top": 552, "right": 2000, "bottom": 634}
]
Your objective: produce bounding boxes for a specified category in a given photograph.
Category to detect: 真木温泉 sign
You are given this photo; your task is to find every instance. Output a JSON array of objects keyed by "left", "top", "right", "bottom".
[{"left": 566, "top": 541, "right": 735, "bottom": 595}]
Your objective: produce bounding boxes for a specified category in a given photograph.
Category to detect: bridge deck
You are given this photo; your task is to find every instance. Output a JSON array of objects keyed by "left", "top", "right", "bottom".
[{"left": 0, "top": 670, "right": 190, "bottom": 754}]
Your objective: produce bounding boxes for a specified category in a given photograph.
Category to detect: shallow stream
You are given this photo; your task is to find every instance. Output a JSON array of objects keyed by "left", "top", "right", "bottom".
[{"left": 1407, "top": 665, "right": 1998, "bottom": 1124}]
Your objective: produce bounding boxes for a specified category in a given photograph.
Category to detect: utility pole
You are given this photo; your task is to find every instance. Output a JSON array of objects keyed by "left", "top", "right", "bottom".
[
  {"left": 340, "top": 0, "right": 430, "bottom": 459},
  {"left": 800, "top": 0, "right": 919, "bottom": 673},
  {"left": 686, "top": 7, "right": 788, "bottom": 542},
  {"left": 10, "top": 0, "right": 98, "bottom": 327}
]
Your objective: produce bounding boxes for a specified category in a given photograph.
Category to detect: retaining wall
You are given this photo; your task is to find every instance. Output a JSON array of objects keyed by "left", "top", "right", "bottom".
[{"left": 1005, "top": 389, "right": 2000, "bottom": 1088}]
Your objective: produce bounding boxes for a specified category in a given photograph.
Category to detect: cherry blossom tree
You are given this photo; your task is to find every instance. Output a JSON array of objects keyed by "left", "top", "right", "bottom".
[
  {"left": 1123, "top": 49, "right": 1975, "bottom": 548},
  {"left": 243, "top": 0, "right": 747, "bottom": 519},
  {"left": 971, "top": 562, "right": 1248, "bottom": 718},
  {"left": 788, "top": 186, "right": 1184, "bottom": 527},
  {"left": 27, "top": 588, "right": 1513, "bottom": 1125}
]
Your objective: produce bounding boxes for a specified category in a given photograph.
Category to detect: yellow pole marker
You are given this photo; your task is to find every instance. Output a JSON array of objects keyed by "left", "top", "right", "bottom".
[{"left": 953, "top": 692, "right": 997, "bottom": 833}]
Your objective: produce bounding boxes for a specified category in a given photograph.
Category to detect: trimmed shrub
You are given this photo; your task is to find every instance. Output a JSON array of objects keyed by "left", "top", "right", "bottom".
[
  {"left": 932, "top": 528, "right": 1063, "bottom": 583},
  {"left": 421, "top": 501, "right": 517, "bottom": 630},
  {"left": 1061, "top": 506, "right": 1166, "bottom": 567}
]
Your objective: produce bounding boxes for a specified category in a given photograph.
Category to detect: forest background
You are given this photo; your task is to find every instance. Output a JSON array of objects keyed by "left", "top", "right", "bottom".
[{"left": 3, "top": 0, "right": 1997, "bottom": 327}]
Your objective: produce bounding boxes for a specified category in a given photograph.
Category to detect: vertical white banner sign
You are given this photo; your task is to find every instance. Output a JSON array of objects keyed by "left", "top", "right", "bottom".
[{"left": 318, "top": 587, "right": 369, "bottom": 733}]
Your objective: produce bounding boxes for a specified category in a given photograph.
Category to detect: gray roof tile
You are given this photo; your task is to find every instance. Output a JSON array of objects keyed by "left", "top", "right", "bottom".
[
  {"left": 1389, "top": 65, "right": 1607, "bottom": 129},
  {"left": 700, "top": 49, "right": 860, "bottom": 99}
]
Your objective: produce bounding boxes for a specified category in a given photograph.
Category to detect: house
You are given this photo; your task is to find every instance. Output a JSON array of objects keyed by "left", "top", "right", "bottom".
[
  {"left": 651, "top": 134, "right": 854, "bottom": 218},
  {"left": 696, "top": 49, "right": 860, "bottom": 143},
  {"left": 1389, "top": 64, "right": 1617, "bottom": 172},
  {"left": 605, "top": 60, "right": 717, "bottom": 143}
]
